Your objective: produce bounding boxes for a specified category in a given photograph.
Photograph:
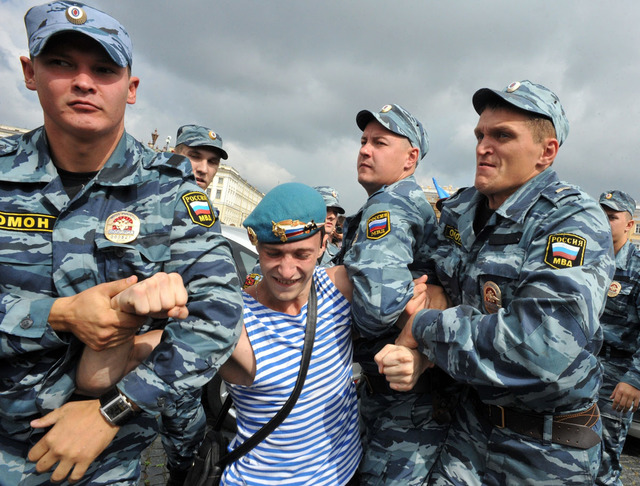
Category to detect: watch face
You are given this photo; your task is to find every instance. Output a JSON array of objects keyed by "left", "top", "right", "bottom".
[{"left": 100, "top": 395, "right": 134, "bottom": 425}]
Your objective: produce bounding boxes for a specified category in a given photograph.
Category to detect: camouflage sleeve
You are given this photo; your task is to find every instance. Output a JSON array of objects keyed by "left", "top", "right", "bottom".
[
  {"left": 622, "top": 264, "right": 640, "bottom": 390},
  {"left": 0, "top": 294, "right": 66, "bottom": 356},
  {"left": 117, "top": 183, "right": 243, "bottom": 416},
  {"left": 412, "top": 199, "right": 614, "bottom": 394},
  {"left": 344, "top": 189, "right": 431, "bottom": 339}
]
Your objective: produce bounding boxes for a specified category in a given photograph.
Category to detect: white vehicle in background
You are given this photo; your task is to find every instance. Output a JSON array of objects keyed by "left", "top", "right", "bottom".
[
  {"left": 203, "top": 224, "right": 258, "bottom": 431},
  {"left": 220, "top": 224, "right": 259, "bottom": 282}
]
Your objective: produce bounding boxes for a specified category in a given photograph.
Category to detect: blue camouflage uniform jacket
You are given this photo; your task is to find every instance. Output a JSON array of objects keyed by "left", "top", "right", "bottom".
[
  {"left": 412, "top": 168, "right": 614, "bottom": 413},
  {"left": 0, "top": 127, "right": 243, "bottom": 441},
  {"left": 334, "top": 175, "right": 438, "bottom": 371},
  {"left": 600, "top": 240, "right": 640, "bottom": 390}
]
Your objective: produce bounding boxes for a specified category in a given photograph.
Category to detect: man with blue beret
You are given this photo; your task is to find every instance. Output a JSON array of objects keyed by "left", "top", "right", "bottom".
[
  {"left": 313, "top": 185, "right": 345, "bottom": 266},
  {"left": 174, "top": 124, "right": 228, "bottom": 192},
  {"left": 596, "top": 190, "right": 640, "bottom": 485},
  {"left": 332, "top": 104, "right": 448, "bottom": 485},
  {"left": 0, "top": 2, "right": 243, "bottom": 484},
  {"left": 385, "top": 81, "right": 614, "bottom": 484},
  {"left": 212, "top": 182, "right": 362, "bottom": 483}
]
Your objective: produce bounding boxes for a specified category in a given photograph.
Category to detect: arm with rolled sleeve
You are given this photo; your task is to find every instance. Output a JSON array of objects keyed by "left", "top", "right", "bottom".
[{"left": 412, "top": 194, "right": 614, "bottom": 409}]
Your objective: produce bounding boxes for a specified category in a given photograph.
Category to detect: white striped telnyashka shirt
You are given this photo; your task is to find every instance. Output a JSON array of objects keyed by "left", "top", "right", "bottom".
[{"left": 222, "top": 266, "right": 361, "bottom": 485}]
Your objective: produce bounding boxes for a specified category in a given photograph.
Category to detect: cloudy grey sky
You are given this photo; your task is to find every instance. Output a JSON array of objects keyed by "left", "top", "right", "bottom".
[{"left": 1, "top": 1, "right": 638, "bottom": 214}]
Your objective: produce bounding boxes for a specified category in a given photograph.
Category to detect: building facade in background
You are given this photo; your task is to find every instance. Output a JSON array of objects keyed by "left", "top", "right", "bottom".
[
  {"left": 207, "top": 164, "right": 263, "bottom": 227},
  {"left": 0, "top": 125, "right": 30, "bottom": 138}
]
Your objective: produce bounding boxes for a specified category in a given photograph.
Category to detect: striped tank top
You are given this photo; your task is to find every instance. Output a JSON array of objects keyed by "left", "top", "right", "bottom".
[{"left": 222, "top": 267, "right": 361, "bottom": 485}]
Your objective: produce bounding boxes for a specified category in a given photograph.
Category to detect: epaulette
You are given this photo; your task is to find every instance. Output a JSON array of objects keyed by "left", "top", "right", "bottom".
[
  {"left": 539, "top": 181, "right": 581, "bottom": 205},
  {"left": 448, "top": 187, "right": 468, "bottom": 201},
  {"left": 0, "top": 135, "right": 21, "bottom": 157},
  {"left": 145, "top": 152, "right": 193, "bottom": 179}
]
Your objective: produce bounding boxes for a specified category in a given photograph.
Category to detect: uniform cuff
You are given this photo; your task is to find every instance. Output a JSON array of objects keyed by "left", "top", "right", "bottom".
[{"left": 412, "top": 308, "right": 441, "bottom": 362}]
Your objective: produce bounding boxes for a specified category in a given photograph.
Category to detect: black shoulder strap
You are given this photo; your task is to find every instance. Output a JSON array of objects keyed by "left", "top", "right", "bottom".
[{"left": 216, "top": 279, "right": 318, "bottom": 467}]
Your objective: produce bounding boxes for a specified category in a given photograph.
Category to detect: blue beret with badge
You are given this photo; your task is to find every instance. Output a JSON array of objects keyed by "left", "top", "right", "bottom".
[
  {"left": 313, "top": 185, "right": 345, "bottom": 214},
  {"left": 176, "top": 124, "right": 228, "bottom": 160},
  {"left": 600, "top": 190, "right": 636, "bottom": 216},
  {"left": 472, "top": 80, "right": 569, "bottom": 146},
  {"left": 244, "top": 183, "right": 326, "bottom": 245},
  {"left": 356, "top": 104, "right": 429, "bottom": 161},
  {"left": 25, "top": 1, "right": 133, "bottom": 68}
]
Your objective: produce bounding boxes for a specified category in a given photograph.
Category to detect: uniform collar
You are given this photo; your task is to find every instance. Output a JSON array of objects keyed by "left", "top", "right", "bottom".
[
  {"left": 366, "top": 175, "right": 417, "bottom": 200},
  {"left": 0, "top": 127, "right": 153, "bottom": 187},
  {"left": 491, "top": 168, "right": 558, "bottom": 224},
  {"left": 615, "top": 240, "right": 636, "bottom": 270}
]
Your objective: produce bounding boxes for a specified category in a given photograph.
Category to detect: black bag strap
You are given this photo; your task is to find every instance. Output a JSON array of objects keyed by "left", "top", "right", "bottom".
[{"left": 215, "top": 279, "right": 318, "bottom": 468}]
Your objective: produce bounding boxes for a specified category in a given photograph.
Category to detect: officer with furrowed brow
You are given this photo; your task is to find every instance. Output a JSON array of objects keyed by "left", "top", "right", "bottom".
[{"left": 382, "top": 80, "right": 615, "bottom": 484}]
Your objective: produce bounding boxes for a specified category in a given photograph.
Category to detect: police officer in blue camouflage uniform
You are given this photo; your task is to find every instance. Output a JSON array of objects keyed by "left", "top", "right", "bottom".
[
  {"left": 314, "top": 185, "right": 345, "bottom": 266},
  {"left": 390, "top": 80, "right": 615, "bottom": 485},
  {"left": 162, "top": 123, "right": 230, "bottom": 485},
  {"left": 596, "top": 190, "right": 640, "bottom": 486},
  {"left": 174, "top": 124, "right": 229, "bottom": 192},
  {"left": 333, "top": 104, "right": 447, "bottom": 485},
  {"left": 0, "top": 2, "right": 243, "bottom": 484}
]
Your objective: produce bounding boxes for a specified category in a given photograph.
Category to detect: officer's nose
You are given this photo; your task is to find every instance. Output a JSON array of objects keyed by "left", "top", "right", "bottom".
[
  {"left": 359, "top": 141, "right": 374, "bottom": 158},
  {"left": 72, "top": 70, "right": 97, "bottom": 93},
  {"left": 192, "top": 159, "right": 206, "bottom": 174},
  {"left": 476, "top": 138, "right": 493, "bottom": 157}
]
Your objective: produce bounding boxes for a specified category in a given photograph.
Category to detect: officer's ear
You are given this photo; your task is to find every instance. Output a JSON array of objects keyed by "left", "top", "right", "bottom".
[
  {"left": 20, "top": 56, "right": 37, "bottom": 91},
  {"left": 537, "top": 137, "right": 558, "bottom": 170},
  {"left": 127, "top": 76, "right": 139, "bottom": 105},
  {"left": 404, "top": 145, "right": 419, "bottom": 171},
  {"left": 625, "top": 217, "right": 635, "bottom": 233}
]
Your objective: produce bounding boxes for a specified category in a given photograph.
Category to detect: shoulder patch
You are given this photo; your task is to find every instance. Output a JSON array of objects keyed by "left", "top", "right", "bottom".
[
  {"left": 544, "top": 233, "right": 586, "bottom": 269},
  {"left": 366, "top": 211, "right": 390, "bottom": 240},
  {"left": 181, "top": 192, "right": 216, "bottom": 228},
  {"left": 443, "top": 224, "right": 462, "bottom": 246}
]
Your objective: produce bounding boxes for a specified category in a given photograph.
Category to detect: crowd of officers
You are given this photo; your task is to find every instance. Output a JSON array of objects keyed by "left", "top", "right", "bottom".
[{"left": 0, "top": 1, "right": 639, "bottom": 486}]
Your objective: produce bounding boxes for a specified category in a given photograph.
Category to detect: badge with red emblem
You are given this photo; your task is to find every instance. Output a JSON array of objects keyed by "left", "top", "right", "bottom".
[
  {"left": 608, "top": 281, "right": 621, "bottom": 298},
  {"left": 104, "top": 211, "right": 140, "bottom": 244},
  {"left": 483, "top": 281, "right": 502, "bottom": 314}
]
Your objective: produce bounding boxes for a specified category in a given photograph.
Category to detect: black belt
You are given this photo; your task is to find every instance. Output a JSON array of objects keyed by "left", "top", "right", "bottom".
[
  {"left": 362, "top": 372, "right": 430, "bottom": 395},
  {"left": 472, "top": 396, "right": 601, "bottom": 450},
  {"left": 598, "top": 344, "right": 634, "bottom": 359}
]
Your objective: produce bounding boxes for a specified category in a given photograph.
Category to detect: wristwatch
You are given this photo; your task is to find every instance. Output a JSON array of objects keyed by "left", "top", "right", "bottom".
[{"left": 99, "top": 387, "right": 137, "bottom": 426}]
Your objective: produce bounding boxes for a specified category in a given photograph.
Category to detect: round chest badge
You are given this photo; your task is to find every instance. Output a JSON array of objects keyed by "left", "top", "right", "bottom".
[
  {"left": 608, "top": 281, "right": 622, "bottom": 298},
  {"left": 105, "top": 211, "right": 140, "bottom": 244},
  {"left": 483, "top": 281, "right": 502, "bottom": 314}
]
